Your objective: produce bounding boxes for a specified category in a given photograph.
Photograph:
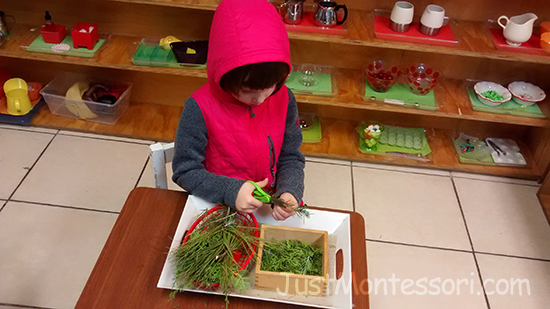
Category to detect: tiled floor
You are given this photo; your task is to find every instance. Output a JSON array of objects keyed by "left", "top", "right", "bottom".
[{"left": 0, "top": 124, "right": 549, "bottom": 308}]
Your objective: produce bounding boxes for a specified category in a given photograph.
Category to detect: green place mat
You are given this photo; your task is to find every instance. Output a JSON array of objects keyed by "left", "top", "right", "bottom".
[
  {"left": 364, "top": 82, "right": 438, "bottom": 111},
  {"left": 27, "top": 35, "right": 105, "bottom": 58},
  {"left": 285, "top": 71, "right": 334, "bottom": 96},
  {"left": 132, "top": 42, "right": 206, "bottom": 69},
  {"left": 357, "top": 122, "right": 431, "bottom": 156},
  {"left": 301, "top": 116, "right": 321, "bottom": 143},
  {"left": 467, "top": 88, "right": 545, "bottom": 118}
]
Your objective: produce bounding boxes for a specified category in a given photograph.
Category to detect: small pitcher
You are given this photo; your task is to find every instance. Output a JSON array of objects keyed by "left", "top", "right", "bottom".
[
  {"left": 279, "top": 0, "right": 304, "bottom": 25},
  {"left": 314, "top": 1, "right": 348, "bottom": 28},
  {"left": 498, "top": 13, "right": 538, "bottom": 46}
]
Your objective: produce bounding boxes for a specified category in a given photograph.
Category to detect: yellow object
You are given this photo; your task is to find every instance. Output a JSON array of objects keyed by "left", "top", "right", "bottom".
[
  {"left": 186, "top": 47, "right": 197, "bottom": 54},
  {"left": 65, "top": 81, "right": 98, "bottom": 120},
  {"left": 159, "top": 35, "right": 182, "bottom": 51},
  {"left": 4, "top": 78, "right": 32, "bottom": 116}
]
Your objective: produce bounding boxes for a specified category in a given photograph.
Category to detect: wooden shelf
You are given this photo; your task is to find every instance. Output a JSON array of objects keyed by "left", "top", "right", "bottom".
[
  {"left": 29, "top": 101, "right": 542, "bottom": 179},
  {"left": 301, "top": 118, "right": 542, "bottom": 179},
  {"left": 0, "top": 26, "right": 208, "bottom": 79},
  {"left": 103, "top": 0, "right": 550, "bottom": 66},
  {"left": 2, "top": 27, "right": 548, "bottom": 129},
  {"left": 298, "top": 71, "right": 550, "bottom": 128}
]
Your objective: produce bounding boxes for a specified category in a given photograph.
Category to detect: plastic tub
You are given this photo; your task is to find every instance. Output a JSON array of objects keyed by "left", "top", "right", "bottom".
[{"left": 40, "top": 72, "right": 132, "bottom": 125}]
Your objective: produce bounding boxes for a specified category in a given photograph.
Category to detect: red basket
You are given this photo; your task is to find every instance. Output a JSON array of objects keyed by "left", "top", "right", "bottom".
[{"left": 182, "top": 205, "right": 259, "bottom": 289}]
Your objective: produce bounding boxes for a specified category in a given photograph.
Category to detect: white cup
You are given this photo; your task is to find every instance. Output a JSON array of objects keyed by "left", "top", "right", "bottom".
[
  {"left": 390, "top": 1, "right": 414, "bottom": 25},
  {"left": 420, "top": 4, "right": 445, "bottom": 29}
]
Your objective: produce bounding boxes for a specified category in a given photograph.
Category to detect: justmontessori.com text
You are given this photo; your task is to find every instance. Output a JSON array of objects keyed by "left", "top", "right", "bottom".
[{"left": 275, "top": 273, "right": 531, "bottom": 296}]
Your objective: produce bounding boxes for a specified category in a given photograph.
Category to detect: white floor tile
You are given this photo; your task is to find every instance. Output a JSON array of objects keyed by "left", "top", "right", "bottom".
[
  {"left": 138, "top": 159, "right": 184, "bottom": 191},
  {"left": 354, "top": 167, "right": 471, "bottom": 250},
  {"left": 303, "top": 161, "right": 353, "bottom": 211},
  {"left": 476, "top": 253, "right": 550, "bottom": 309},
  {"left": 304, "top": 156, "right": 351, "bottom": 166},
  {"left": 0, "top": 128, "right": 54, "bottom": 199},
  {"left": 455, "top": 178, "right": 550, "bottom": 259},
  {"left": 367, "top": 241, "right": 487, "bottom": 309},
  {"left": 13, "top": 135, "right": 149, "bottom": 212},
  {"left": 58, "top": 130, "right": 155, "bottom": 145},
  {"left": 451, "top": 172, "right": 539, "bottom": 187},
  {"left": 0, "top": 202, "right": 117, "bottom": 308},
  {"left": 0, "top": 124, "right": 58, "bottom": 134},
  {"left": 353, "top": 161, "right": 451, "bottom": 177}
]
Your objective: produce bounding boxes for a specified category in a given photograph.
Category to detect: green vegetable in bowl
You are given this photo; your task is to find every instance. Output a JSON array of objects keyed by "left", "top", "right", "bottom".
[{"left": 481, "top": 90, "right": 504, "bottom": 101}]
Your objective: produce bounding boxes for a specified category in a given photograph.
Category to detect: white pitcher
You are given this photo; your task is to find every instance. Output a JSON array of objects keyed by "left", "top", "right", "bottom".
[{"left": 498, "top": 13, "right": 538, "bottom": 46}]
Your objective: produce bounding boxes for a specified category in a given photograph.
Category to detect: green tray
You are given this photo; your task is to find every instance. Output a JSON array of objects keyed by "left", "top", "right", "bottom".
[
  {"left": 26, "top": 35, "right": 106, "bottom": 58},
  {"left": 467, "top": 88, "right": 545, "bottom": 118},
  {"left": 285, "top": 71, "right": 334, "bottom": 96},
  {"left": 132, "top": 41, "right": 206, "bottom": 69},
  {"left": 452, "top": 137, "right": 495, "bottom": 165},
  {"left": 301, "top": 116, "right": 322, "bottom": 143},
  {"left": 357, "top": 122, "right": 432, "bottom": 157},
  {"left": 364, "top": 82, "right": 438, "bottom": 111}
]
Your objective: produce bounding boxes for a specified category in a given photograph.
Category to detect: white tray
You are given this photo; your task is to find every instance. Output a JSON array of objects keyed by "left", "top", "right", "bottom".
[{"left": 157, "top": 195, "right": 353, "bottom": 308}]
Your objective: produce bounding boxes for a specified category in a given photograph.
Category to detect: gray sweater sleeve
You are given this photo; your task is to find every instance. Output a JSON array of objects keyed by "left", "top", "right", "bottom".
[
  {"left": 274, "top": 89, "right": 306, "bottom": 203},
  {"left": 172, "top": 97, "right": 245, "bottom": 209}
]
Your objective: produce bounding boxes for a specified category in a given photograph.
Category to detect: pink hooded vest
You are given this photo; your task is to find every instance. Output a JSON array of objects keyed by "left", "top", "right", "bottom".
[{"left": 191, "top": 0, "right": 292, "bottom": 189}]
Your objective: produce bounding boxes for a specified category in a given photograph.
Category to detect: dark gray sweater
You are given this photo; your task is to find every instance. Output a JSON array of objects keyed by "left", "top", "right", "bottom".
[{"left": 172, "top": 89, "right": 305, "bottom": 209}]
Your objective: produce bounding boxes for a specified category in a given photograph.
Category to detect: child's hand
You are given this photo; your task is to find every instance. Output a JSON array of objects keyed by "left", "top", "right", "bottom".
[
  {"left": 235, "top": 178, "right": 269, "bottom": 213},
  {"left": 272, "top": 192, "right": 298, "bottom": 221}
]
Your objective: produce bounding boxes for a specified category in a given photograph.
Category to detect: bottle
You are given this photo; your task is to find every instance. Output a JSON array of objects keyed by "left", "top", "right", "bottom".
[{"left": 44, "top": 11, "right": 54, "bottom": 30}]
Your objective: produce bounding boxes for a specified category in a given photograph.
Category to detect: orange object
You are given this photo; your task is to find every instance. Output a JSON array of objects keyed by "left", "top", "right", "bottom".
[
  {"left": 27, "top": 82, "right": 42, "bottom": 101},
  {"left": 541, "top": 21, "right": 550, "bottom": 34},
  {"left": 541, "top": 32, "right": 550, "bottom": 54}
]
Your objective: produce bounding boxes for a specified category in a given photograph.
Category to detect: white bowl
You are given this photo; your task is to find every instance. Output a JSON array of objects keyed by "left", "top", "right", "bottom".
[
  {"left": 508, "top": 81, "right": 546, "bottom": 106},
  {"left": 473, "top": 81, "right": 512, "bottom": 107}
]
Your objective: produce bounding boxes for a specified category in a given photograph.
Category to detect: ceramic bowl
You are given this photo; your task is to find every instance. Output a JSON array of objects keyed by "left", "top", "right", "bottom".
[
  {"left": 473, "top": 81, "right": 512, "bottom": 106},
  {"left": 508, "top": 81, "right": 546, "bottom": 106},
  {"left": 404, "top": 63, "right": 440, "bottom": 95},
  {"left": 366, "top": 60, "right": 401, "bottom": 92},
  {"left": 170, "top": 40, "right": 208, "bottom": 64}
]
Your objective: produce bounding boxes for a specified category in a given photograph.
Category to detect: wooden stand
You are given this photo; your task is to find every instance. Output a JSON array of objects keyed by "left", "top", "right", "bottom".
[
  {"left": 0, "top": 0, "right": 549, "bottom": 181},
  {"left": 254, "top": 225, "right": 329, "bottom": 296}
]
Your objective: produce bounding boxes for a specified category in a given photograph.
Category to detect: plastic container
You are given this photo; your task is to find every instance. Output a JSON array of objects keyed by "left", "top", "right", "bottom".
[
  {"left": 40, "top": 72, "right": 132, "bottom": 125},
  {"left": 40, "top": 24, "right": 66, "bottom": 44},
  {"left": 71, "top": 23, "right": 99, "bottom": 50}
]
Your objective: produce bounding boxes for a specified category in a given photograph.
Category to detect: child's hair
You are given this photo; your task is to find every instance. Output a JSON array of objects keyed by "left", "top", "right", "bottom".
[{"left": 220, "top": 62, "right": 289, "bottom": 95}]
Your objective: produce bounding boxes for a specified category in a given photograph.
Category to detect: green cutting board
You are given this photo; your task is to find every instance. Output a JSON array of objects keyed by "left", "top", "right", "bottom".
[
  {"left": 132, "top": 42, "right": 206, "bottom": 70},
  {"left": 467, "top": 88, "right": 545, "bottom": 118},
  {"left": 364, "top": 82, "right": 438, "bottom": 111},
  {"left": 27, "top": 35, "right": 105, "bottom": 58}
]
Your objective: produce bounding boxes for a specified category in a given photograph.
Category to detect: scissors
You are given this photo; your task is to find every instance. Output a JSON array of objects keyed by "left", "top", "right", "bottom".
[{"left": 246, "top": 180, "right": 287, "bottom": 207}]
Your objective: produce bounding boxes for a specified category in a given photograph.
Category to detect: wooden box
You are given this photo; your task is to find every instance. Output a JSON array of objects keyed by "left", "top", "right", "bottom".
[{"left": 254, "top": 225, "right": 329, "bottom": 296}]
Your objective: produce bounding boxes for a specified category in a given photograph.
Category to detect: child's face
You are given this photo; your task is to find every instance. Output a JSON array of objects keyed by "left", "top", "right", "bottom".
[{"left": 232, "top": 85, "right": 277, "bottom": 106}]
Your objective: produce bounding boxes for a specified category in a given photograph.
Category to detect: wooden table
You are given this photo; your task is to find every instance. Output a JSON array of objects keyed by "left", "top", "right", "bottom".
[{"left": 76, "top": 187, "right": 369, "bottom": 308}]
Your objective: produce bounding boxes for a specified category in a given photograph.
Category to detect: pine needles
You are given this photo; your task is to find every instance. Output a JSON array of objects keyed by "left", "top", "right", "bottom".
[
  {"left": 260, "top": 240, "right": 323, "bottom": 276},
  {"left": 170, "top": 207, "right": 259, "bottom": 303}
]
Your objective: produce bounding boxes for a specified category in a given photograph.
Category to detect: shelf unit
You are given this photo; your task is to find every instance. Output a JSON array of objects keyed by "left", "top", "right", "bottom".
[{"left": 1, "top": 0, "right": 549, "bottom": 180}]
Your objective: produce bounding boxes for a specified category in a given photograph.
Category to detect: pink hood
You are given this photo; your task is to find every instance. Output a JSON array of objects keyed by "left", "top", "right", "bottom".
[{"left": 207, "top": 0, "right": 291, "bottom": 102}]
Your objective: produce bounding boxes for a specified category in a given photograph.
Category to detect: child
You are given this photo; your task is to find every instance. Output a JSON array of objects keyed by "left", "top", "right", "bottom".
[{"left": 172, "top": 0, "right": 305, "bottom": 221}]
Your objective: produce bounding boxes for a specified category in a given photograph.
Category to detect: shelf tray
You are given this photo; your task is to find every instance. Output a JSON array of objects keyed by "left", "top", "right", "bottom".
[
  {"left": 286, "top": 65, "right": 336, "bottom": 97},
  {"left": 357, "top": 122, "right": 432, "bottom": 161},
  {"left": 363, "top": 82, "right": 438, "bottom": 111},
  {"left": 453, "top": 134, "right": 529, "bottom": 167},
  {"left": 487, "top": 19, "right": 546, "bottom": 56},
  {"left": 0, "top": 97, "right": 45, "bottom": 125},
  {"left": 132, "top": 39, "right": 206, "bottom": 69},
  {"left": 23, "top": 32, "right": 107, "bottom": 58},
  {"left": 466, "top": 88, "right": 545, "bottom": 118},
  {"left": 281, "top": 2, "right": 348, "bottom": 36},
  {"left": 301, "top": 114, "right": 322, "bottom": 143},
  {"left": 372, "top": 9, "right": 458, "bottom": 47}
]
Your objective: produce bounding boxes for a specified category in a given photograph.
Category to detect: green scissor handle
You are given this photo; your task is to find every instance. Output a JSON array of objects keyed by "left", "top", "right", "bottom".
[{"left": 247, "top": 180, "right": 272, "bottom": 204}]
